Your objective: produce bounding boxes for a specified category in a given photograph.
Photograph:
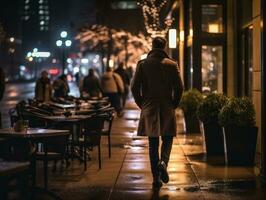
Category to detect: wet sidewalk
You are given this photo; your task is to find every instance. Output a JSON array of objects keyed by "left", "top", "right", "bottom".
[{"left": 39, "top": 99, "right": 266, "bottom": 200}]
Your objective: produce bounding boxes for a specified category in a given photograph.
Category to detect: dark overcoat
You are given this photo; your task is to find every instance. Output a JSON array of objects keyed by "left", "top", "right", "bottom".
[{"left": 131, "top": 49, "right": 183, "bottom": 137}]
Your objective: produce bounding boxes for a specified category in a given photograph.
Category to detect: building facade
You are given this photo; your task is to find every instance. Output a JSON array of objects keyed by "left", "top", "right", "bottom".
[
  {"left": 169, "top": 0, "right": 265, "bottom": 180},
  {"left": 21, "top": 0, "right": 51, "bottom": 53}
]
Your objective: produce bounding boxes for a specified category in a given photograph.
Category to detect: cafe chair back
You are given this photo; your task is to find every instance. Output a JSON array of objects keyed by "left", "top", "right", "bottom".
[
  {"left": 99, "top": 107, "right": 115, "bottom": 158},
  {"left": 81, "top": 113, "right": 106, "bottom": 170}
]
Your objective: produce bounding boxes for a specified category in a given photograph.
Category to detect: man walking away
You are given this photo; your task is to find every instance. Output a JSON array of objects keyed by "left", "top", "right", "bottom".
[{"left": 131, "top": 37, "right": 183, "bottom": 189}]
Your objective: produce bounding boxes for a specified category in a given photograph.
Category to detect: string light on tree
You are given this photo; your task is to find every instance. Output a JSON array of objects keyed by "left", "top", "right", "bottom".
[
  {"left": 76, "top": 25, "right": 151, "bottom": 69},
  {"left": 137, "top": 0, "right": 173, "bottom": 38}
]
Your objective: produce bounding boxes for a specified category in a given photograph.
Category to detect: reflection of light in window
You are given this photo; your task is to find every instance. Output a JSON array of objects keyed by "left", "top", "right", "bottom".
[
  {"left": 190, "top": 68, "right": 193, "bottom": 73},
  {"left": 40, "top": 21, "right": 45, "bottom": 25},
  {"left": 39, "top": 10, "right": 44, "bottom": 14}
]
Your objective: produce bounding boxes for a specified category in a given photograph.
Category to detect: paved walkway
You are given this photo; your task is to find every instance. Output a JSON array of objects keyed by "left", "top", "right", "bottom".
[{"left": 37, "top": 99, "right": 266, "bottom": 200}]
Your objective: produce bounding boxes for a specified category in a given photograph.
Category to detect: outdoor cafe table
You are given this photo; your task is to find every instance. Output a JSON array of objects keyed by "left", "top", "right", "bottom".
[
  {"left": 0, "top": 128, "right": 69, "bottom": 189},
  {"left": 42, "top": 115, "right": 93, "bottom": 161}
]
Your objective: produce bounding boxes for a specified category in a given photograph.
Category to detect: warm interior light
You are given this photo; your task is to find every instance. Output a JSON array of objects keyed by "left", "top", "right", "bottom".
[
  {"left": 168, "top": 29, "right": 177, "bottom": 49},
  {"left": 208, "top": 24, "right": 219, "bottom": 33}
]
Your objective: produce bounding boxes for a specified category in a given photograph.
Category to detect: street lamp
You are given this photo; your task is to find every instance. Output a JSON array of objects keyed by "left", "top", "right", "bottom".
[{"left": 56, "top": 31, "right": 72, "bottom": 74}]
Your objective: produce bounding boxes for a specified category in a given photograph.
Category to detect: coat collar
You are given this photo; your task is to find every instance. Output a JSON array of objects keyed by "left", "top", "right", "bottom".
[{"left": 147, "top": 49, "right": 169, "bottom": 59}]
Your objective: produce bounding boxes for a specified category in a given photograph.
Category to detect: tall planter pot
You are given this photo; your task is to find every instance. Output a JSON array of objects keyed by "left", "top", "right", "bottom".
[
  {"left": 223, "top": 126, "right": 258, "bottom": 166},
  {"left": 184, "top": 114, "right": 200, "bottom": 134},
  {"left": 201, "top": 121, "right": 224, "bottom": 156}
]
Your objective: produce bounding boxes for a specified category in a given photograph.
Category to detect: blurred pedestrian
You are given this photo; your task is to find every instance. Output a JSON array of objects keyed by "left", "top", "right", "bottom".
[
  {"left": 82, "top": 68, "right": 102, "bottom": 98},
  {"left": 126, "top": 66, "right": 134, "bottom": 81},
  {"left": 131, "top": 37, "right": 183, "bottom": 189},
  {"left": 53, "top": 74, "right": 70, "bottom": 98},
  {"left": 35, "top": 70, "right": 52, "bottom": 102},
  {"left": 115, "top": 63, "right": 130, "bottom": 109},
  {"left": 74, "top": 72, "right": 79, "bottom": 85},
  {"left": 0, "top": 67, "right": 5, "bottom": 128},
  {"left": 101, "top": 66, "right": 124, "bottom": 115}
]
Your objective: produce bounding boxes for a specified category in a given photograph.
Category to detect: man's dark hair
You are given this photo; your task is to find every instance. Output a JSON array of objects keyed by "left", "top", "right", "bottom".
[{"left": 152, "top": 37, "right": 166, "bottom": 49}]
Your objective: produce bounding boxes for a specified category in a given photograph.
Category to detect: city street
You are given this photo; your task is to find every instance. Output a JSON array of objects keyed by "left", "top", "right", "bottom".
[{"left": 1, "top": 0, "right": 266, "bottom": 199}]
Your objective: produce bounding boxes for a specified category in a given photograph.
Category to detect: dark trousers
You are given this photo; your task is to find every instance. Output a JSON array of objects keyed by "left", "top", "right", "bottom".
[
  {"left": 105, "top": 93, "right": 122, "bottom": 113},
  {"left": 148, "top": 136, "right": 173, "bottom": 179}
]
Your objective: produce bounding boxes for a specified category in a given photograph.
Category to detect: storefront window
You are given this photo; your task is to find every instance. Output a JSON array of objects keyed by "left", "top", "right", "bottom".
[
  {"left": 202, "top": 5, "right": 223, "bottom": 33},
  {"left": 201, "top": 45, "right": 223, "bottom": 93}
]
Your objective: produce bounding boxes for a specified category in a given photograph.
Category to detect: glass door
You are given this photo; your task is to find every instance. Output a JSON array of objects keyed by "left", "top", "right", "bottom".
[{"left": 201, "top": 45, "right": 223, "bottom": 93}]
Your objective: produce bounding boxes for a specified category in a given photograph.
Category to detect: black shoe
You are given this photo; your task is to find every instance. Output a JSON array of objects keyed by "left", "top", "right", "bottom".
[
  {"left": 158, "top": 161, "right": 169, "bottom": 183},
  {"left": 152, "top": 180, "right": 163, "bottom": 189}
]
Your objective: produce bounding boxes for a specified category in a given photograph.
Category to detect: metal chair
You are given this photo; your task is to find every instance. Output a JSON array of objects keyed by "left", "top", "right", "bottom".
[
  {"left": 81, "top": 113, "right": 106, "bottom": 170},
  {"left": 100, "top": 108, "right": 115, "bottom": 158}
]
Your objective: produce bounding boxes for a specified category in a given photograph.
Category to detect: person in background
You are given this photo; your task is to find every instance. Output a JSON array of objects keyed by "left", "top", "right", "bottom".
[
  {"left": 0, "top": 67, "right": 5, "bottom": 128},
  {"left": 53, "top": 74, "right": 70, "bottom": 98},
  {"left": 35, "top": 70, "right": 52, "bottom": 102},
  {"left": 74, "top": 72, "right": 79, "bottom": 85},
  {"left": 131, "top": 37, "right": 183, "bottom": 189},
  {"left": 82, "top": 68, "right": 103, "bottom": 98},
  {"left": 126, "top": 66, "right": 134, "bottom": 81},
  {"left": 114, "top": 62, "right": 130, "bottom": 109},
  {"left": 101, "top": 66, "right": 124, "bottom": 115}
]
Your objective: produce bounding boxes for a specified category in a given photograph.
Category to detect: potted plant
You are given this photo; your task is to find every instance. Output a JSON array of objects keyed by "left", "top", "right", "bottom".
[
  {"left": 218, "top": 97, "right": 258, "bottom": 165},
  {"left": 197, "top": 93, "right": 228, "bottom": 156},
  {"left": 180, "top": 89, "right": 203, "bottom": 134}
]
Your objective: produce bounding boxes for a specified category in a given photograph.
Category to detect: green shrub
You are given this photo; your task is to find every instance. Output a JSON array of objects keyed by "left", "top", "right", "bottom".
[
  {"left": 218, "top": 97, "right": 256, "bottom": 127},
  {"left": 197, "top": 93, "right": 228, "bottom": 124},
  {"left": 180, "top": 89, "right": 203, "bottom": 118}
]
